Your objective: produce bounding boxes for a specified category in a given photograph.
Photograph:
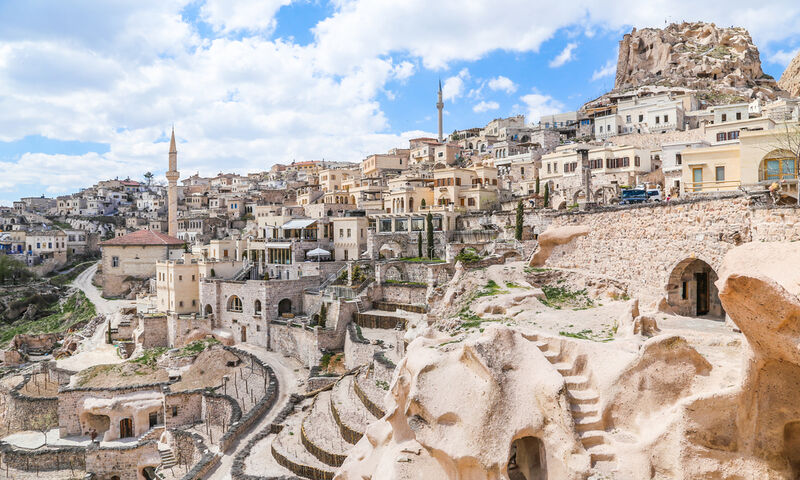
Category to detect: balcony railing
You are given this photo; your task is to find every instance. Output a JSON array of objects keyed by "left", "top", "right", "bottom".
[{"left": 685, "top": 180, "right": 741, "bottom": 193}]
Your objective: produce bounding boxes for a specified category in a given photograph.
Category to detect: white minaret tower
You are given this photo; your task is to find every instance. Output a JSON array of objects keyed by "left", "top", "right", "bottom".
[
  {"left": 166, "top": 127, "right": 179, "bottom": 238},
  {"left": 437, "top": 79, "right": 444, "bottom": 142}
]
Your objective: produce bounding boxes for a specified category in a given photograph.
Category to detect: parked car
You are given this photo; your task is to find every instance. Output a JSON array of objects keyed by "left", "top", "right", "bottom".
[
  {"left": 646, "top": 189, "right": 663, "bottom": 202},
  {"left": 619, "top": 189, "right": 649, "bottom": 205}
]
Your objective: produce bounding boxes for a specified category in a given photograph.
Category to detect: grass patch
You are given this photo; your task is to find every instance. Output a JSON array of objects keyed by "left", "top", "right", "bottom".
[
  {"left": 48, "top": 261, "right": 95, "bottom": 287},
  {"left": 319, "top": 352, "right": 332, "bottom": 369},
  {"left": 178, "top": 338, "right": 220, "bottom": 357},
  {"left": 0, "top": 291, "right": 96, "bottom": 347},
  {"left": 130, "top": 347, "right": 168, "bottom": 368},
  {"left": 398, "top": 257, "right": 445, "bottom": 263},
  {"left": 540, "top": 285, "right": 594, "bottom": 310},
  {"left": 559, "top": 325, "right": 616, "bottom": 343},
  {"left": 474, "top": 280, "right": 509, "bottom": 298},
  {"left": 524, "top": 267, "right": 549, "bottom": 273},
  {"left": 454, "top": 247, "right": 483, "bottom": 264},
  {"left": 505, "top": 281, "right": 528, "bottom": 289},
  {"left": 376, "top": 380, "right": 389, "bottom": 391},
  {"left": 383, "top": 279, "right": 427, "bottom": 287}
]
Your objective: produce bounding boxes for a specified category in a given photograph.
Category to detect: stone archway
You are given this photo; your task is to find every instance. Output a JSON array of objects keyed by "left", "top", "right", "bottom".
[
  {"left": 204, "top": 304, "right": 213, "bottom": 316},
  {"left": 666, "top": 258, "right": 724, "bottom": 318},
  {"left": 507, "top": 436, "right": 546, "bottom": 480},
  {"left": 278, "top": 298, "right": 292, "bottom": 315}
]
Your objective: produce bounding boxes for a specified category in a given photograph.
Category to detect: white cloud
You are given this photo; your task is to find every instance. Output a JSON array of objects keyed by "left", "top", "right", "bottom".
[
  {"left": 518, "top": 90, "right": 565, "bottom": 123},
  {"left": 473, "top": 101, "right": 500, "bottom": 113},
  {"left": 442, "top": 68, "right": 470, "bottom": 102},
  {"left": 591, "top": 59, "right": 617, "bottom": 81},
  {"left": 768, "top": 48, "right": 800, "bottom": 66},
  {"left": 488, "top": 76, "right": 517, "bottom": 94},
  {"left": 200, "top": 0, "right": 293, "bottom": 34},
  {"left": 549, "top": 42, "right": 578, "bottom": 68},
  {"left": 392, "top": 60, "right": 416, "bottom": 80}
]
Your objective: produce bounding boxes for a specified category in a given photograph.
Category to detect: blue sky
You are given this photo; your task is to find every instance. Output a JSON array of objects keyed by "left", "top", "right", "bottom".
[{"left": 0, "top": 0, "right": 798, "bottom": 206}]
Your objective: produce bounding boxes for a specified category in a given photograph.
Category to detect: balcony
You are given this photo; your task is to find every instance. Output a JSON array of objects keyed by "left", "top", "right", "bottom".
[{"left": 685, "top": 180, "right": 741, "bottom": 193}]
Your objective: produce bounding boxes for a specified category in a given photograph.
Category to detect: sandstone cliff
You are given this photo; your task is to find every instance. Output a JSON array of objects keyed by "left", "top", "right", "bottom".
[
  {"left": 778, "top": 50, "right": 800, "bottom": 97},
  {"left": 615, "top": 22, "right": 781, "bottom": 100}
]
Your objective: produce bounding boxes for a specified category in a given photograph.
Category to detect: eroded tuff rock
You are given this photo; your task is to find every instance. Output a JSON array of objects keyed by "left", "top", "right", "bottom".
[
  {"left": 529, "top": 225, "right": 590, "bottom": 267},
  {"left": 778, "top": 50, "right": 800, "bottom": 97},
  {"left": 615, "top": 22, "right": 782, "bottom": 100},
  {"left": 336, "top": 325, "right": 589, "bottom": 480}
]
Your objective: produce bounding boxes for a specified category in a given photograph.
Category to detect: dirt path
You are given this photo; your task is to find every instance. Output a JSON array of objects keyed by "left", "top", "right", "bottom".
[
  {"left": 56, "top": 262, "right": 134, "bottom": 371},
  {"left": 203, "top": 343, "right": 303, "bottom": 479}
]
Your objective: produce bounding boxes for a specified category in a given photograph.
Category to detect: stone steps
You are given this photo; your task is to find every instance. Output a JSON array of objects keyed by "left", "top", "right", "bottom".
[
  {"left": 530, "top": 335, "right": 617, "bottom": 469},
  {"left": 158, "top": 448, "right": 176, "bottom": 468}
]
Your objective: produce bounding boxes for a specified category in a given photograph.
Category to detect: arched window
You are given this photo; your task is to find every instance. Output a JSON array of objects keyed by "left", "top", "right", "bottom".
[
  {"left": 228, "top": 295, "right": 243, "bottom": 312},
  {"left": 278, "top": 298, "right": 292, "bottom": 315},
  {"left": 254, "top": 300, "right": 262, "bottom": 314},
  {"left": 760, "top": 151, "right": 797, "bottom": 182}
]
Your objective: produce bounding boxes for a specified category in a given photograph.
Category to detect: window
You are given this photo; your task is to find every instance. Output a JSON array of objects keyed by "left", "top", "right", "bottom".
[
  {"left": 716, "top": 132, "right": 727, "bottom": 142},
  {"left": 634, "top": 156, "right": 641, "bottom": 167},
  {"left": 721, "top": 113, "right": 727, "bottom": 122},
  {"left": 599, "top": 125, "right": 604, "bottom": 133},
  {"left": 715, "top": 166, "right": 725, "bottom": 181},
  {"left": 664, "top": 115, "right": 669, "bottom": 123},
  {"left": 254, "top": 300, "right": 262, "bottom": 314},
  {"left": 339, "top": 228, "right": 343, "bottom": 238},
  {"left": 468, "top": 198, "right": 476, "bottom": 206},
  {"left": 178, "top": 275, "right": 182, "bottom": 281},
  {"left": 172, "top": 406, "right": 178, "bottom": 417},
  {"left": 191, "top": 275, "right": 195, "bottom": 281},
  {"left": 728, "top": 131, "right": 739, "bottom": 140},
  {"left": 112, "top": 256, "right": 119, "bottom": 268},
  {"left": 228, "top": 296, "right": 243, "bottom": 312},
  {"left": 763, "top": 157, "right": 797, "bottom": 181},
  {"left": 179, "top": 301, "right": 184, "bottom": 307},
  {"left": 455, "top": 178, "right": 461, "bottom": 186},
  {"left": 347, "top": 228, "right": 351, "bottom": 238},
  {"left": 589, "top": 159, "right": 602, "bottom": 169},
  {"left": 192, "top": 300, "right": 196, "bottom": 306},
  {"left": 547, "top": 164, "right": 551, "bottom": 174},
  {"left": 736, "top": 112, "right": 742, "bottom": 120},
  {"left": 655, "top": 116, "right": 660, "bottom": 124},
  {"left": 520, "top": 167, "right": 525, "bottom": 176},
  {"left": 676, "top": 153, "right": 682, "bottom": 165},
  {"left": 626, "top": 115, "right": 631, "bottom": 123}
]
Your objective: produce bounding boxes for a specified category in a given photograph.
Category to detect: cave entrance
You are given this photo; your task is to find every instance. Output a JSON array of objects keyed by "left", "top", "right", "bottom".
[
  {"left": 666, "top": 258, "right": 724, "bottom": 319},
  {"left": 785, "top": 421, "right": 800, "bottom": 477},
  {"left": 507, "top": 436, "right": 547, "bottom": 480}
]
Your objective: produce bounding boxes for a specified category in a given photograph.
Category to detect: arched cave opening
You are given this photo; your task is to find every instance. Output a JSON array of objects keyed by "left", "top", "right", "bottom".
[{"left": 507, "top": 436, "right": 547, "bottom": 480}]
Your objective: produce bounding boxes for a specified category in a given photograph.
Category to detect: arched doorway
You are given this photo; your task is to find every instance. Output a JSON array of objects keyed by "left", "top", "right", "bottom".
[
  {"left": 667, "top": 258, "right": 723, "bottom": 318},
  {"left": 204, "top": 304, "right": 213, "bottom": 316},
  {"left": 278, "top": 299, "right": 292, "bottom": 315},
  {"left": 142, "top": 466, "right": 157, "bottom": 480},
  {"left": 507, "top": 436, "right": 546, "bottom": 480},
  {"left": 119, "top": 418, "right": 133, "bottom": 438}
]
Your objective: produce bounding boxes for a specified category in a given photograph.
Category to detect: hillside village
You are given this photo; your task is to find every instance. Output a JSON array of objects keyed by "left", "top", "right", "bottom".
[{"left": 1, "top": 21, "right": 800, "bottom": 480}]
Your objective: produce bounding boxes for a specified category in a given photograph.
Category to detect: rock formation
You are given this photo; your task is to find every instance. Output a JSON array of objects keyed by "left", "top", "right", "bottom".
[
  {"left": 778, "top": 50, "right": 800, "bottom": 97},
  {"left": 615, "top": 22, "right": 782, "bottom": 100},
  {"left": 529, "top": 225, "right": 590, "bottom": 267}
]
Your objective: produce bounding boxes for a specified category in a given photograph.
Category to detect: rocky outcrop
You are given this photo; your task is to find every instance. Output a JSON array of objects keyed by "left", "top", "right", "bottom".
[
  {"left": 615, "top": 22, "right": 782, "bottom": 100},
  {"left": 529, "top": 225, "right": 590, "bottom": 267},
  {"left": 778, "top": 50, "right": 800, "bottom": 97},
  {"left": 336, "top": 325, "right": 589, "bottom": 479}
]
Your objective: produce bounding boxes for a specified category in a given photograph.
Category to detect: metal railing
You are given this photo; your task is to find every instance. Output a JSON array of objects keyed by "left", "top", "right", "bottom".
[{"left": 685, "top": 179, "right": 741, "bottom": 193}]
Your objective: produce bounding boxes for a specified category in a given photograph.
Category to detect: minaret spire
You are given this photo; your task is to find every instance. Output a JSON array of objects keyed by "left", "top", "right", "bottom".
[
  {"left": 166, "top": 126, "right": 180, "bottom": 238},
  {"left": 436, "top": 78, "right": 444, "bottom": 142}
]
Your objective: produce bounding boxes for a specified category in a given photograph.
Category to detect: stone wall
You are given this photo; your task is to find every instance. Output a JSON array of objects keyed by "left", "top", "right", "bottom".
[
  {"left": 268, "top": 321, "right": 320, "bottom": 367},
  {"left": 85, "top": 441, "right": 160, "bottom": 480},
  {"left": 540, "top": 194, "right": 800, "bottom": 302},
  {"left": 379, "top": 284, "right": 428, "bottom": 304},
  {"left": 344, "top": 322, "right": 375, "bottom": 370},
  {"left": 134, "top": 314, "right": 169, "bottom": 349},
  {"left": 58, "top": 385, "right": 163, "bottom": 436},
  {"left": 165, "top": 391, "right": 204, "bottom": 427},
  {"left": 0, "top": 372, "right": 59, "bottom": 436},
  {"left": 0, "top": 444, "right": 85, "bottom": 472}
]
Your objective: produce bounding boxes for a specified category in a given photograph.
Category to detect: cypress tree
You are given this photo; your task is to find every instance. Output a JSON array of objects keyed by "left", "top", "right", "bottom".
[
  {"left": 426, "top": 213, "right": 434, "bottom": 259},
  {"left": 535, "top": 176, "right": 540, "bottom": 194},
  {"left": 417, "top": 231, "right": 423, "bottom": 258},
  {"left": 515, "top": 200, "right": 523, "bottom": 241},
  {"left": 544, "top": 183, "right": 550, "bottom": 208}
]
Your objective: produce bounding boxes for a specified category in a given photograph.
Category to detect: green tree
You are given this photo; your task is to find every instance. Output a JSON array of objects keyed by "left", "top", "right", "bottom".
[
  {"left": 0, "top": 255, "right": 32, "bottom": 284},
  {"left": 535, "top": 176, "right": 540, "bottom": 194},
  {"left": 426, "top": 213, "right": 434, "bottom": 259},
  {"left": 319, "top": 303, "right": 327, "bottom": 328},
  {"left": 544, "top": 183, "right": 550, "bottom": 208},
  {"left": 515, "top": 200, "right": 524, "bottom": 241},
  {"left": 420, "top": 198, "right": 426, "bottom": 208},
  {"left": 143, "top": 171, "right": 154, "bottom": 186},
  {"left": 417, "top": 231, "right": 423, "bottom": 258}
]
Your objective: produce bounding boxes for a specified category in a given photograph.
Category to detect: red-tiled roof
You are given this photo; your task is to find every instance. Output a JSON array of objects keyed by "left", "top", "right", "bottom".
[{"left": 100, "top": 229, "right": 184, "bottom": 246}]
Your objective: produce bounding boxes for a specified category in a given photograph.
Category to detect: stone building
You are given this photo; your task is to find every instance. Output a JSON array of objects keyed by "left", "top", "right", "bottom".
[{"left": 99, "top": 229, "right": 185, "bottom": 297}]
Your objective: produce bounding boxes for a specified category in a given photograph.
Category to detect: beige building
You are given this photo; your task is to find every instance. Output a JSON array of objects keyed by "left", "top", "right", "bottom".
[
  {"left": 332, "top": 215, "right": 369, "bottom": 261},
  {"left": 155, "top": 252, "right": 243, "bottom": 315},
  {"left": 361, "top": 149, "right": 410, "bottom": 177},
  {"left": 99, "top": 229, "right": 185, "bottom": 297}
]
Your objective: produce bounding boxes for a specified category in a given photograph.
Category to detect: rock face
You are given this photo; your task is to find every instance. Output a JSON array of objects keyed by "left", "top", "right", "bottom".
[
  {"left": 529, "top": 225, "right": 590, "bottom": 267},
  {"left": 336, "top": 326, "right": 589, "bottom": 479},
  {"left": 778, "top": 50, "right": 800, "bottom": 97},
  {"left": 615, "top": 22, "right": 781, "bottom": 99}
]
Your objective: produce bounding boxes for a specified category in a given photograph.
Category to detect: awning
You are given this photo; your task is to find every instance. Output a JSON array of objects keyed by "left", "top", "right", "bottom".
[
  {"left": 281, "top": 219, "right": 317, "bottom": 229},
  {"left": 307, "top": 248, "right": 331, "bottom": 257}
]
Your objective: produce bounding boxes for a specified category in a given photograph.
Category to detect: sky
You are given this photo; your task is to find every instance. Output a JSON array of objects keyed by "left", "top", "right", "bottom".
[{"left": 1, "top": 0, "right": 799, "bottom": 206}]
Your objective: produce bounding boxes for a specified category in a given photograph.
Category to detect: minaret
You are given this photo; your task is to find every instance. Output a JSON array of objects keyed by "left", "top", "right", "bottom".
[
  {"left": 437, "top": 79, "right": 444, "bottom": 142},
  {"left": 166, "top": 128, "right": 179, "bottom": 238}
]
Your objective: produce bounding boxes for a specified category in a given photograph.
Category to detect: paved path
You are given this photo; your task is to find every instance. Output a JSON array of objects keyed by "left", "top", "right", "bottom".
[{"left": 203, "top": 343, "right": 303, "bottom": 480}]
